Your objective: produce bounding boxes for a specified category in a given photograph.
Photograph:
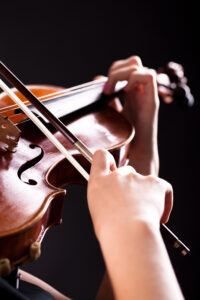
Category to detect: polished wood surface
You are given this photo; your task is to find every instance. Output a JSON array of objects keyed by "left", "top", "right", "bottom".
[{"left": 0, "top": 85, "right": 134, "bottom": 268}]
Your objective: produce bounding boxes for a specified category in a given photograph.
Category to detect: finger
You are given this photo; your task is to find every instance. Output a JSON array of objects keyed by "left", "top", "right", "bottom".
[
  {"left": 104, "top": 65, "right": 139, "bottom": 95},
  {"left": 115, "top": 165, "right": 137, "bottom": 176},
  {"left": 160, "top": 181, "right": 173, "bottom": 224},
  {"left": 108, "top": 98, "right": 123, "bottom": 112},
  {"left": 109, "top": 56, "right": 143, "bottom": 74},
  {"left": 93, "top": 75, "right": 107, "bottom": 81},
  {"left": 124, "top": 69, "right": 156, "bottom": 92},
  {"left": 90, "top": 149, "right": 117, "bottom": 179}
]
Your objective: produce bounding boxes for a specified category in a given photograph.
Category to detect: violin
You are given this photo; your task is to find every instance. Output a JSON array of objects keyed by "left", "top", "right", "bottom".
[{"left": 0, "top": 61, "right": 192, "bottom": 283}]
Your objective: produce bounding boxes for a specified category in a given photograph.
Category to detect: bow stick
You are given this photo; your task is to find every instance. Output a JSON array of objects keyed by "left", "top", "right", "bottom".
[{"left": 0, "top": 62, "right": 190, "bottom": 256}]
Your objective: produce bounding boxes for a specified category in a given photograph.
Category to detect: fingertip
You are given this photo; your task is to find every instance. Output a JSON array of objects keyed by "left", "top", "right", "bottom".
[
  {"left": 129, "top": 55, "right": 143, "bottom": 67},
  {"left": 103, "top": 81, "right": 110, "bottom": 94},
  {"left": 92, "top": 149, "right": 109, "bottom": 172},
  {"left": 110, "top": 154, "right": 117, "bottom": 171},
  {"left": 93, "top": 149, "right": 107, "bottom": 160},
  {"left": 93, "top": 75, "right": 106, "bottom": 81},
  {"left": 92, "top": 149, "right": 116, "bottom": 174}
]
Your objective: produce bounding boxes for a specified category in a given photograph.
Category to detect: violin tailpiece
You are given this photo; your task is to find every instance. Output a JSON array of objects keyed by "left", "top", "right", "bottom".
[
  {"left": 0, "top": 114, "right": 21, "bottom": 152},
  {"left": 0, "top": 258, "right": 12, "bottom": 277}
]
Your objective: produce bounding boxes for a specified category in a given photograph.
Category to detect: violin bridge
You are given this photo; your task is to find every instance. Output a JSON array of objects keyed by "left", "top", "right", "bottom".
[{"left": 0, "top": 114, "right": 21, "bottom": 152}]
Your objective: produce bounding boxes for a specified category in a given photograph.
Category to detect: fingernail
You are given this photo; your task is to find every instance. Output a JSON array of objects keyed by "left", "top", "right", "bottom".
[{"left": 103, "top": 81, "right": 109, "bottom": 93}]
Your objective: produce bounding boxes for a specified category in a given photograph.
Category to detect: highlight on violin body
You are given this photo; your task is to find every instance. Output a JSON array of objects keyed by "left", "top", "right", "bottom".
[{"left": 0, "top": 61, "right": 135, "bottom": 275}]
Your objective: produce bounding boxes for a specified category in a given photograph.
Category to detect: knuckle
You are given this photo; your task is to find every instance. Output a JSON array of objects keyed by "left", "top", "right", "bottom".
[
  {"left": 129, "top": 68, "right": 139, "bottom": 78},
  {"left": 129, "top": 55, "right": 142, "bottom": 66},
  {"left": 130, "top": 65, "right": 139, "bottom": 73},
  {"left": 146, "top": 69, "right": 157, "bottom": 81},
  {"left": 127, "top": 172, "right": 136, "bottom": 180},
  {"left": 147, "top": 174, "right": 160, "bottom": 184},
  {"left": 160, "top": 178, "right": 173, "bottom": 193},
  {"left": 110, "top": 170, "right": 120, "bottom": 181},
  {"left": 149, "top": 68, "right": 157, "bottom": 76},
  {"left": 115, "top": 166, "right": 137, "bottom": 178},
  {"left": 110, "top": 60, "right": 122, "bottom": 70},
  {"left": 108, "top": 68, "right": 117, "bottom": 78},
  {"left": 126, "top": 165, "right": 136, "bottom": 174},
  {"left": 146, "top": 72, "right": 156, "bottom": 83}
]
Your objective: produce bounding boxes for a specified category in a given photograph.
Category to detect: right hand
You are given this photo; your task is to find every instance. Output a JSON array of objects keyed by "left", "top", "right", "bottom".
[{"left": 87, "top": 149, "right": 173, "bottom": 239}]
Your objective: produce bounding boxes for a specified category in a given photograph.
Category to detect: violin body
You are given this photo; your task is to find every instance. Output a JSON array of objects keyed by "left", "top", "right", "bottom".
[
  {"left": 0, "top": 85, "right": 134, "bottom": 273},
  {"left": 0, "top": 58, "right": 193, "bottom": 276}
]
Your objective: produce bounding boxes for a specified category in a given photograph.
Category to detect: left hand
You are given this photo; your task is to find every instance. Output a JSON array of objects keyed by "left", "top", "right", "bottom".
[{"left": 103, "top": 56, "right": 159, "bottom": 127}]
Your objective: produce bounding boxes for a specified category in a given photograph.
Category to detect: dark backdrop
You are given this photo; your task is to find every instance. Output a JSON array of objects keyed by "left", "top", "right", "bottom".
[{"left": 0, "top": 1, "right": 199, "bottom": 299}]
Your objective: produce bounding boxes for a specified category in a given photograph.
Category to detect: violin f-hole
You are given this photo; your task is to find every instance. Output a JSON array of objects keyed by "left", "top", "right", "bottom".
[{"left": 17, "top": 144, "right": 44, "bottom": 185}]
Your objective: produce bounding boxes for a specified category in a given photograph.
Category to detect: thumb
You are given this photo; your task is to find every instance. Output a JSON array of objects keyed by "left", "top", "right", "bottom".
[{"left": 90, "top": 149, "right": 116, "bottom": 179}]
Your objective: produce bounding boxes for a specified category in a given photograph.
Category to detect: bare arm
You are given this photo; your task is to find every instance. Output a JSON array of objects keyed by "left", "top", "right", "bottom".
[
  {"left": 88, "top": 149, "right": 184, "bottom": 300},
  {"left": 96, "top": 56, "right": 161, "bottom": 300},
  {"left": 99, "top": 219, "right": 183, "bottom": 300}
]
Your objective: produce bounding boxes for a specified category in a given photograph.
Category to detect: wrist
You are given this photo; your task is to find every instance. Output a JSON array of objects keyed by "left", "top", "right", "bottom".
[
  {"left": 96, "top": 216, "right": 161, "bottom": 247},
  {"left": 129, "top": 130, "right": 159, "bottom": 175}
]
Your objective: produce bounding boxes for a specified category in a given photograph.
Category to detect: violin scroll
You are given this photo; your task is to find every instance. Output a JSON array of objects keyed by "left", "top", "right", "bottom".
[{"left": 158, "top": 62, "right": 194, "bottom": 107}]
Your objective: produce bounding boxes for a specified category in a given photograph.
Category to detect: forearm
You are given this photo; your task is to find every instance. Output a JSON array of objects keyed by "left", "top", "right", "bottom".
[{"left": 98, "top": 220, "right": 184, "bottom": 300}]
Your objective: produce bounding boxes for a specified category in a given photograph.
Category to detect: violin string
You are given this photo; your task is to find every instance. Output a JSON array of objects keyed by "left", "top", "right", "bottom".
[
  {"left": 0, "top": 79, "right": 90, "bottom": 181},
  {"left": 0, "top": 61, "right": 94, "bottom": 164},
  {"left": 37, "top": 78, "right": 107, "bottom": 100},
  {"left": 0, "top": 62, "right": 190, "bottom": 256},
  {"left": 0, "top": 78, "right": 107, "bottom": 114},
  {"left": 0, "top": 79, "right": 190, "bottom": 256}
]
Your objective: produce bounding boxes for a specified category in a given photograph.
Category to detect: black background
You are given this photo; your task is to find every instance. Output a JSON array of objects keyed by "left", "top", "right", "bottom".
[{"left": 0, "top": 1, "right": 199, "bottom": 299}]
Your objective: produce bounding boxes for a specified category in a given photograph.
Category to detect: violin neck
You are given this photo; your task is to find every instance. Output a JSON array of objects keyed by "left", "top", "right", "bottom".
[{"left": 15, "top": 81, "right": 126, "bottom": 122}]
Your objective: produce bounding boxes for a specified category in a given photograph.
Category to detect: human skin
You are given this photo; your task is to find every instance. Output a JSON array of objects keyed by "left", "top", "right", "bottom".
[
  {"left": 91, "top": 56, "right": 184, "bottom": 300},
  {"left": 20, "top": 56, "right": 184, "bottom": 300},
  {"left": 88, "top": 149, "right": 184, "bottom": 300},
  {"left": 104, "top": 55, "right": 159, "bottom": 176}
]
